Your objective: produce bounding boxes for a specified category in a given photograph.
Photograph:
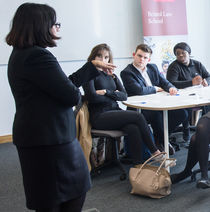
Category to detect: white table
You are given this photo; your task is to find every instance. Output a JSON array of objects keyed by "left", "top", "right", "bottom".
[{"left": 123, "top": 86, "right": 210, "bottom": 170}]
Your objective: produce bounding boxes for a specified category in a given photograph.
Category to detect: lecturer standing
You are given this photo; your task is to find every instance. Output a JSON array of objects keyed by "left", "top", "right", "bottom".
[{"left": 6, "top": 3, "right": 115, "bottom": 212}]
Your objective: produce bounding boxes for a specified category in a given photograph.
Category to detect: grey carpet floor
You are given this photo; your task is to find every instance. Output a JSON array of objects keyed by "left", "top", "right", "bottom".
[{"left": 1, "top": 133, "right": 210, "bottom": 212}]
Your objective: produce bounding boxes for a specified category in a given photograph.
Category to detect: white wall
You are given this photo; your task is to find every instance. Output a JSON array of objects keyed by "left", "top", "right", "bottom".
[
  {"left": 0, "top": 0, "right": 210, "bottom": 135},
  {"left": 0, "top": 0, "right": 143, "bottom": 64},
  {"left": 0, "top": 65, "right": 15, "bottom": 135},
  {"left": 186, "top": 0, "right": 210, "bottom": 69}
]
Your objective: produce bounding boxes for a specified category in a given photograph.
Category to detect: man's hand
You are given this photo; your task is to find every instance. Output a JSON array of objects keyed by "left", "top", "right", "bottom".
[
  {"left": 96, "top": 89, "right": 106, "bottom": 95},
  {"left": 202, "top": 78, "right": 208, "bottom": 87},
  {"left": 192, "top": 75, "right": 203, "bottom": 85},
  {"left": 169, "top": 87, "right": 178, "bottom": 95},
  {"left": 155, "top": 86, "right": 163, "bottom": 92}
]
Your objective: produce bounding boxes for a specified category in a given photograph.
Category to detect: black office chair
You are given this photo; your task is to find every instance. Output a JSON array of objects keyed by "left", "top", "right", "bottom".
[
  {"left": 169, "top": 108, "right": 203, "bottom": 150},
  {"left": 74, "top": 97, "right": 127, "bottom": 181},
  {"left": 91, "top": 129, "right": 127, "bottom": 181}
]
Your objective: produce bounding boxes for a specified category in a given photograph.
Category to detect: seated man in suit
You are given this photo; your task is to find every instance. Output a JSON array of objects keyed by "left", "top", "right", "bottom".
[
  {"left": 121, "top": 44, "right": 188, "bottom": 154},
  {"left": 167, "top": 42, "right": 210, "bottom": 143}
]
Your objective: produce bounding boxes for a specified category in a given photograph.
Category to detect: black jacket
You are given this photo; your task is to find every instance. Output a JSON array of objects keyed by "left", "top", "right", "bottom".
[
  {"left": 121, "top": 63, "right": 174, "bottom": 96},
  {"left": 8, "top": 46, "right": 99, "bottom": 147}
]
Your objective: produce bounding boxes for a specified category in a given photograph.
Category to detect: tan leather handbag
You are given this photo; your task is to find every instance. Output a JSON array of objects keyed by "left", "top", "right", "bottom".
[{"left": 129, "top": 152, "right": 176, "bottom": 199}]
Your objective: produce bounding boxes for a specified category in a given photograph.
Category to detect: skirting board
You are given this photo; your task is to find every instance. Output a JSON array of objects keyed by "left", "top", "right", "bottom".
[{"left": 0, "top": 135, "right": 12, "bottom": 144}]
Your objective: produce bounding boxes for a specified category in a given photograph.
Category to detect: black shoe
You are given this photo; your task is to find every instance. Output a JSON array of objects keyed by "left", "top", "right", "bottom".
[
  {"left": 170, "top": 171, "right": 192, "bottom": 184},
  {"left": 196, "top": 179, "right": 210, "bottom": 189},
  {"left": 170, "top": 174, "right": 180, "bottom": 184}
]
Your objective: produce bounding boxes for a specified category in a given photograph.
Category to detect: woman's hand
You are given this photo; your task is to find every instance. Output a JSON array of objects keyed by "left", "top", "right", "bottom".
[
  {"left": 91, "top": 60, "right": 116, "bottom": 75},
  {"left": 96, "top": 89, "right": 106, "bottom": 95}
]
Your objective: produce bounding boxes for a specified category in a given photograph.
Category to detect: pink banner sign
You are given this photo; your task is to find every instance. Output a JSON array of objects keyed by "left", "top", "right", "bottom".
[{"left": 141, "top": 0, "right": 188, "bottom": 36}]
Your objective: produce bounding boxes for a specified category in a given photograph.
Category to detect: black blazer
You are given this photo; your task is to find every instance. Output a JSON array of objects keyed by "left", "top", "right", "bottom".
[
  {"left": 121, "top": 63, "right": 174, "bottom": 96},
  {"left": 8, "top": 46, "right": 99, "bottom": 147}
]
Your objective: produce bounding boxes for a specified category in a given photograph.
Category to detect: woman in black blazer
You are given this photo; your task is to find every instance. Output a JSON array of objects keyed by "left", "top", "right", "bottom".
[
  {"left": 6, "top": 3, "right": 115, "bottom": 212},
  {"left": 83, "top": 44, "right": 163, "bottom": 165}
]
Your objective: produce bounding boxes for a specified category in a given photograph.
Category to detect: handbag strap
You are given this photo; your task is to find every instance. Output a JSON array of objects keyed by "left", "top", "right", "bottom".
[
  {"left": 141, "top": 152, "right": 167, "bottom": 167},
  {"left": 134, "top": 152, "right": 176, "bottom": 180},
  {"left": 134, "top": 152, "right": 166, "bottom": 180},
  {"left": 149, "top": 157, "right": 176, "bottom": 176},
  {"left": 148, "top": 157, "right": 176, "bottom": 168},
  {"left": 155, "top": 157, "right": 168, "bottom": 175}
]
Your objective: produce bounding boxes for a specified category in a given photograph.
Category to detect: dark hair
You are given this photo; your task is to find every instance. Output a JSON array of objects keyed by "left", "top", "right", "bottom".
[
  {"left": 87, "top": 43, "right": 113, "bottom": 63},
  {"left": 161, "top": 60, "right": 169, "bottom": 67},
  {"left": 135, "top": 44, "right": 153, "bottom": 54},
  {"left": 173, "top": 42, "right": 191, "bottom": 55},
  {"left": 6, "top": 3, "right": 60, "bottom": 48}
]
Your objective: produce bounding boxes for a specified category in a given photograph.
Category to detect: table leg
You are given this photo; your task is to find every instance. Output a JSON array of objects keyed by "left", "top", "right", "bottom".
[
  {"left": 137, "top": 108, "right": 141, "bottom": 113},
  {"left": 163, "top": 110, "right": 170, "bottom": 172}
]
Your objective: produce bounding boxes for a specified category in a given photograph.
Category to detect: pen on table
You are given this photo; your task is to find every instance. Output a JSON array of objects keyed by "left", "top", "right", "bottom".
[{"left": 167, "top": 93, "right": 180, "bottom": 96}]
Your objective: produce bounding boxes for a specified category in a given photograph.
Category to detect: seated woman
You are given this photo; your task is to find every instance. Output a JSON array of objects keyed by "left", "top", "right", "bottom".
[
  {"left": 171, "top": 112, "right": 210, "bottom": 189},
  {"left": 82, "top": 43, "right": 162, "bottom": 164}
]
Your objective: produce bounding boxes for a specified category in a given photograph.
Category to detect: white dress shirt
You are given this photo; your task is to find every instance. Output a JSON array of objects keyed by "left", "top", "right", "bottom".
[{"left": 133, "top": 64, "right": 152, "bottom": 86}]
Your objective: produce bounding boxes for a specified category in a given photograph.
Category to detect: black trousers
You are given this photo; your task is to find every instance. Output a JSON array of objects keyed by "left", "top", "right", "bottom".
[
  {"left": 127, "top": 107, "right": 188, "bottom": 146},
  {"left": 91, "top": 110, "right": 158, "bottom": 162}
]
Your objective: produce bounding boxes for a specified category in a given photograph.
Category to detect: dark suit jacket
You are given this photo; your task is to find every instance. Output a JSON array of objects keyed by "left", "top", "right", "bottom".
[
  {"left": 8, "top": 46, "right": 99, "bottom": 147},
  {"left": 120, "top": 63, "right": 174, "bottom": 96}
]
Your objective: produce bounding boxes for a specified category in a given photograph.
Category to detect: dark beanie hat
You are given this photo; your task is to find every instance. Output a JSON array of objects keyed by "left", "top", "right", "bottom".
[{"left": 173, "top": 42, "right": 191, "bottom": 55}]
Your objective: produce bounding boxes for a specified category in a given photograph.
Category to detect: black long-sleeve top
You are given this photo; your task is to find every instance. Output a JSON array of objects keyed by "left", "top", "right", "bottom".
[
  {"left": 167, "top": 59, "right": 210, "bottom": 89},
  {"left": 83, "top": 71, "right": 127, "bottom": 123}
]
